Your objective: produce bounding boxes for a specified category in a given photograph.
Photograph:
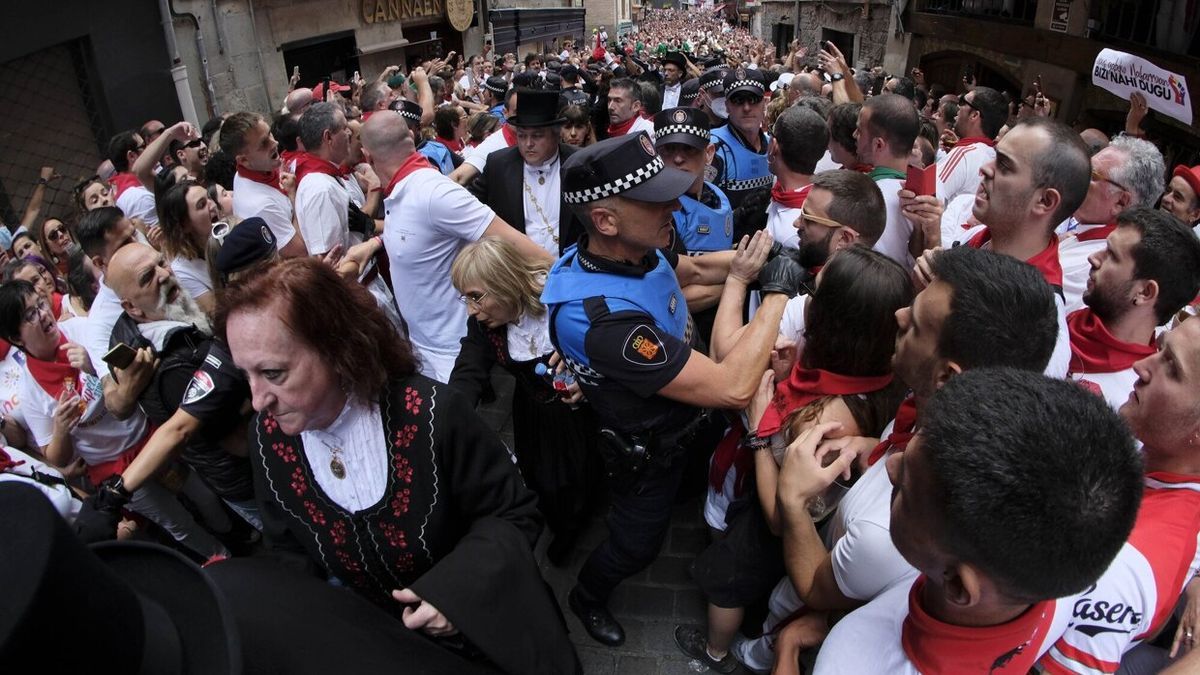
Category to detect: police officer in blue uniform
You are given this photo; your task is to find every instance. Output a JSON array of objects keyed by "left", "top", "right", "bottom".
[
  {"left": 392, "top": 99, "right": 459, "bottom": 175},
  {"left": 483, "top": 75, "right": 509, "bottom": 121},
  {"left": 655, "top": 107, "right": 733, "bottom": 254},
  {"left": 709, "top": 68, "right": 772, "bottom": 209},
  {"left": 543, "top": 131, "right": 806, "bottom": 647}
]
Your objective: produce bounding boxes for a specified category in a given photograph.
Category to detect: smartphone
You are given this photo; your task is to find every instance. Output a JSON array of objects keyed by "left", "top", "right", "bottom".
[
  {"left": 103, "top": 343, "right": 137, "bottom": 370},
  {"left": 905, "top": 164, "right": 936, "bottom": 197},
  {"left": 292, "top": 66, "right": 300, "bottom": 78},
  {"left": 353, "top": 70, "right": 360, "bottom": 82}
]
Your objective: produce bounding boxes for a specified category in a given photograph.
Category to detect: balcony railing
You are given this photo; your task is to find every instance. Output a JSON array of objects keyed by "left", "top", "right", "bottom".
[
  {"left": 1091, "top": 0, "right": 1199, "bottom": 58},
  {"left": 914, "top": 0, "right": 1038, "bottom": 25}
]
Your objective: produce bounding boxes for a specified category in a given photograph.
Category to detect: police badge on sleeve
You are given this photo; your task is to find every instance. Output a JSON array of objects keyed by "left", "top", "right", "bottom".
[{"left": 182, "top": 370, "right": 215, "bottom": 405}]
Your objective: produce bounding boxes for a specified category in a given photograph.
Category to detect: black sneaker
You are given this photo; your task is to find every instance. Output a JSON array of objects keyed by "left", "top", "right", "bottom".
[{"left": 674, "top": 624, "right": 739, "bottom": 674}]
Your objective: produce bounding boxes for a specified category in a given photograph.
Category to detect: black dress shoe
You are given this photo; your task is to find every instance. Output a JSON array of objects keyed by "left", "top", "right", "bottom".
[{"left": 567, "top": 586, "right": 625, "bottom": 647}]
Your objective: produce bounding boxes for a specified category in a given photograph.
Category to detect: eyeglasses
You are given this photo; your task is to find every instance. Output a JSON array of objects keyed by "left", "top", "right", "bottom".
[
  {"left": 184, "top": 139, "right": 205, "bottom": 149},
  {"left": 45, "top": 225, "right": 70, "bottom": 241},
  {"left": 21, "top": 298, "right": 50, "bottom": 325},
  {"left": 71, "top": 175, "right": 102, "bottom": 198},
  {"left": 798, "top": 207, "right": 850, "bottom": 231},
  {"left": 957, "top": 94, "right": 979, "bottom": 111},
  {"left": 457, "top": 290, "right": 490, "bottom": 307},
  {"left": 1091, "top": 168, "right": 1130, "bottom": 193},
  {"left": 211, "top": 221, "right": 231, "bottom": 244}
]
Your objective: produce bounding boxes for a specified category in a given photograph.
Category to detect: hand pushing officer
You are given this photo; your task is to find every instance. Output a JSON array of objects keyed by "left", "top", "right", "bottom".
[{"left": 542, "top": 131, "right": 807, "bottom": 647}]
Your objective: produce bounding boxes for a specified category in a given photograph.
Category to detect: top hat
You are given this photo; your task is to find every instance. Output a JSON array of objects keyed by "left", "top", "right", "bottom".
[
  {"left": 0, "top": 483, "right": 240, "bottom": 673},
  {"left": 654, "top": 107, "right": 711, "bottom": 150},
  {"left": 562, "top": 132, "right": 693, "bottom": 204},
  {"left": 507, "top": 89, "right": 567, "bottom": 127},
  {"left": 723, "top": 68, "right": 766, "bottom": 100},
  {"left": 662, "top": 51, "right": 688, "bottom": 71}
]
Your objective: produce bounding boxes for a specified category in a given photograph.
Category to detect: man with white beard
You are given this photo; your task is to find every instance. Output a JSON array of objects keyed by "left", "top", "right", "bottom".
[{"left": 105, "top": 241, "right": 258, "bottom": 530}]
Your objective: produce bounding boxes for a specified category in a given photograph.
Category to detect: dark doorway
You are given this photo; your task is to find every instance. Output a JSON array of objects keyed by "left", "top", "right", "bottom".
[
  {"left": 772, "top": 22, "right": 794, "bottom": 59},
  {"left": 282, "top": 32, "right": 361, "bottom": 89},
  {"left": 820, "top": 28, "right": 854, "bottom": 67},
  {"left": 919, "top": 51, "right": 1021, "bottom": 99}
]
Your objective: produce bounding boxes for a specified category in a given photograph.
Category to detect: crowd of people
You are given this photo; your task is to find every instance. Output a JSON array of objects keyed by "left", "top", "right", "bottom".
[{"left": 4, "top": 7, "right": 1200, "bottom": 674}]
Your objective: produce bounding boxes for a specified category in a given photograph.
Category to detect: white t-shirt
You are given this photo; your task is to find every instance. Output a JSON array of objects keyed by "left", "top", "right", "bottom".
[
  {"left": 765, "top": 184, "right": 811, "bottom": 251},
  {"left": 463, "top": 125, "right": 515, "bottom": 172},
  {"left": 1056, "top": 220, "right": 1113, "bottom": 314},
  {"left": 813, "top": 150, "right": 841, "bottom": 175},
  {"left": 232, "top": 172, "right": 298, "bottom": 251},
  {"left": 872, "top": 177, "right": 915, "bottom": 268},
  {"left": 84, "top": 278, "right": 124, "bottom": 380},
  {"left": 939, "top": 192, "right": 978, "bottom": 247},
  {"left": 1071, "top": 368, "right": 1138, "bottom": 412},
  {"left": 778, "top": 294, "right": 809, "bottom": 350},
  {"left": 0, "top": 446, "right": 81, "bottom": 522},
  {"left": 383, "top": 167, "right": 495, "bottom": 383},
  {"left": 0, "top": 346, "right": 26, "bottom": 419},
  {"left": 170, "top": 256, "right": 213, "bottom": 303},
  {"left": 22, "top": 320, "right": 148, "bottom": 464},
  {"left": 623, "top": 116, "right": 656, "bottom": 137},
  {"left": 116, "top": 185, "right": 158, "bottom": 226},
  {"left": 294, "top": 172, "right": 350, "bottom": 256},
  {"left": 936, "top": 140, "right": 996, "bottom": 204}
]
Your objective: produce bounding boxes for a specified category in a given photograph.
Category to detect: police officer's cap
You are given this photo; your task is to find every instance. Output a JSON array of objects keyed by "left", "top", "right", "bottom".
[
  {"left": 562, "top": 132, "right": 694, "bottom": 205},
  {"left": 483, "top": 76, "right": 508, "bottom": 96},
  {"left": 389, "top": 99, "right": 423, "bottom": 125},
  {"left": 723, "top": 68, "right": 766, "bottom": 100},
  {"left": 654, "top": 107, "right": 710, "bottom": 150},
  {"left": 698, "top": 67, "right": 728, "bottom": 96},
  {"left": 214, "top": 217, "right": 275, "bottom": 276},
  {"left": 680, "top": 78, "right": 701, "bottom": 105}
]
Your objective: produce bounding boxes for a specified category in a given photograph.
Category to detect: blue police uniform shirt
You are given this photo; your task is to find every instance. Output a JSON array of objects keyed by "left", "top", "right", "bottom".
[
  {"left": 417, "top": 139, "right": 455, "bottom": 174},
  {"left": 541, "top": 239, "right": 697, "bottom": 435},
  {"left": 489, "top": 104, "right": 507, "bottom": 122},
  {"left": 710, "top": 124, "right": 772, "bottom": 208},
  {"left": 673, "top": 182, "right": 733, "bottom": 253}
]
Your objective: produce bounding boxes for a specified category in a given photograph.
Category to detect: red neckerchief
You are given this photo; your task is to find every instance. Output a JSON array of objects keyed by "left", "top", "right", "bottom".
[
  {"left": 902, "top": 576, "right": 1057, "bottom": 674},
  {"left": 606, "top": 115, "right": 638, "bottom": 137},
  {"left": 26, "top": 333, "right": 78, "bottom": 400},
  {"left": 953, "top": 136, "right": 997, "bottom": 148},
  {"left": 849, "top": 163, "right": 874, "bottom": 174},
  {"left": 382, "top": 151, "right": 438, "bottom": 196},
  {"left": 109, "top": 172, "right": 142, "bottom": 200},
  {"left": 967, "top": 227, "right": 1063, "bottom": 288},
  {"left": 757, "top": 367, "right": 895, "bottom": 437},
  {"left": 236, "top": 164, "right": 286, "bottom": 195},
  {"left": 867, "top": 395, "right": 918, "bottom": 467},
  {"left": 770, "top": 182, "right": 812, "bottom": 210},
  {"left": 361, "top": 110, "right": 376, "bottom": 122},
  {"left": 51, "top": 293, "right": 62, "bottom": 319},
  {"left": 1072, "top": 222, "right": 1117, "bottom": 242},
  {"left": 1067, "top": 308, "right": 1155, "bottom": 375},
  {"left": 293, "top": 152, "right": 346, "bottom": 184},
  {"left": 0, "top": 447, "right": 25, "bottom": 473},
  {"left": 0, "top": 338, "right": 11, "bottom": 360},
  {"left": 501, "top": 124, "right": 518, "bottom": 147},
  {"left": 280, "top": 149, "right": 303, "bottom": 173},
  {"left": 707, "top": 418, "right": 751, "bottom": 496},
  {"left": 437, "top": 135, "right": 465, "bottom": 153}
]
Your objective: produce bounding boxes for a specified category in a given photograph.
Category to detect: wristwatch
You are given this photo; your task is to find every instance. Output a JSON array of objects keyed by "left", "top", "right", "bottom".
[
  {"left": 830, "top": 73, "right": 845, "bottom": 82},
  {"left": 105, "top": 476, "right": 133, "bottom": 500},
  {"left": 742, "top": 433, "right": 771, "bottom": 451}
]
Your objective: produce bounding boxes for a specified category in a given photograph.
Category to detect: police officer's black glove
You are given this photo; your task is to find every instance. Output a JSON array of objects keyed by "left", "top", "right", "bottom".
[
  {"left": 73, "top": 477, "right": 130, "bottom": 543},
  {"left": 757, "top": 253, "right": 806, "bottom": 298}
]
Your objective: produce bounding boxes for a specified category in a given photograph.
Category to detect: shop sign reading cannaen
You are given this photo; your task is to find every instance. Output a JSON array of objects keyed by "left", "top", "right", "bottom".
[{"left": 362, "top": 0, "right": 445, "bottom": 26}]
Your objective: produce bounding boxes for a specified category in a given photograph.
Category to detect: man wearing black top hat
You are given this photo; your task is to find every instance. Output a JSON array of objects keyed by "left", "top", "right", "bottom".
[
  {"left": 469, "top": 89, "right": 584, "bottom": 256},
  {"left": 710, "top": 68, "right": 772, "bottom": 208},
  {"left": 661, "top": 51, "right": 689, "bottom": 109},
  {"left": 542, "top": 131, "right": 807, "bottom": 647},
  {"left": 391, "top": 98, "right": 460, "bottom": 175}
]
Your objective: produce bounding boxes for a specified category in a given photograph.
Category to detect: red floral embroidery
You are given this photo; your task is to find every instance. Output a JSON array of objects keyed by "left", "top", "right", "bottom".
[
  {"left": 273, "top": 442, "right": 297, "bottom": 463},
  {"left": 403, "top": 387, "right": 424, "bottom": 415},
  {"left": 303, "top": 500, "right": 327, "bottom": 526},
  {"left": 488, "top": 331, "right": 506, "bottom": 362},
  {"left": 335, "top": 549, "right": 363, "bottom": 573},
  {"left": 390, "top": 488, "right": 412, "bottom": 516},
  {"left": 393, "top": 455, "right": 414, "bottom": 484},
  {"left": 380, "top": 522, "right": 408, "bottom": 549},
  {"left": 330, "top": 519, "right": 348, "bottom": 546},
  {"left": 394, "top": 552, "right": 414, "bottom": 573},
  {"left": 263, "top": 415, "right": 279, "bottom": 433},
  {"left": 393, "top": 424, "right": 417, "bottom": 449},
  {"left": 290, "top": 466, "right": 308, "bottom": 495}
]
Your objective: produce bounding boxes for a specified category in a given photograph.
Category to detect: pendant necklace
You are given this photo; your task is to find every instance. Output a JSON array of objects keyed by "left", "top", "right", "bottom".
[{"left": 322, "top": 439, "right": 348, "bottom": 479}]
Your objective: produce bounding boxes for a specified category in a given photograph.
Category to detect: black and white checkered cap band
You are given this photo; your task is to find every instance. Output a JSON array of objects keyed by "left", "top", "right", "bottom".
[
  {"left": 564, "top": 156, "right": 666, "bottom": 204},
  {"left": 727, "top": 79, "right": 765, "bottom": 93},
  {"left": 484, "top": 82, "right": 507, "bottom": 95},
  {"left": 699, "top": 79, "right": 724, "bottom": 91},
  {"left": 722, "top": 174, "right": 775, "bottom": 192},
  {"left": 396, "top": 107, "right": 421, "bottom": 123},
  {"left": 655, "top": 124, "right": 709, "bottom": 142}
]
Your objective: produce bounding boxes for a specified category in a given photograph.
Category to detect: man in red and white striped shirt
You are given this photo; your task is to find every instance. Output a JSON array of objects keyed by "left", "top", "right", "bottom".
[{"left": 1040, "top": 317, "right": 1200, "bottom": 674}]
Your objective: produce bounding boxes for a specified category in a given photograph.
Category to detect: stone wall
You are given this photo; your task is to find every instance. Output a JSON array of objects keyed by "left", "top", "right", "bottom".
[
  {"left": 583, "top": 0, "right": 619, "bottom": 37},
  {"left": 796, "top": 0, "right": 890, "bottom": 69},
  {"left": 753, "top": 0, "right": 794, "bottom": 47}
]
